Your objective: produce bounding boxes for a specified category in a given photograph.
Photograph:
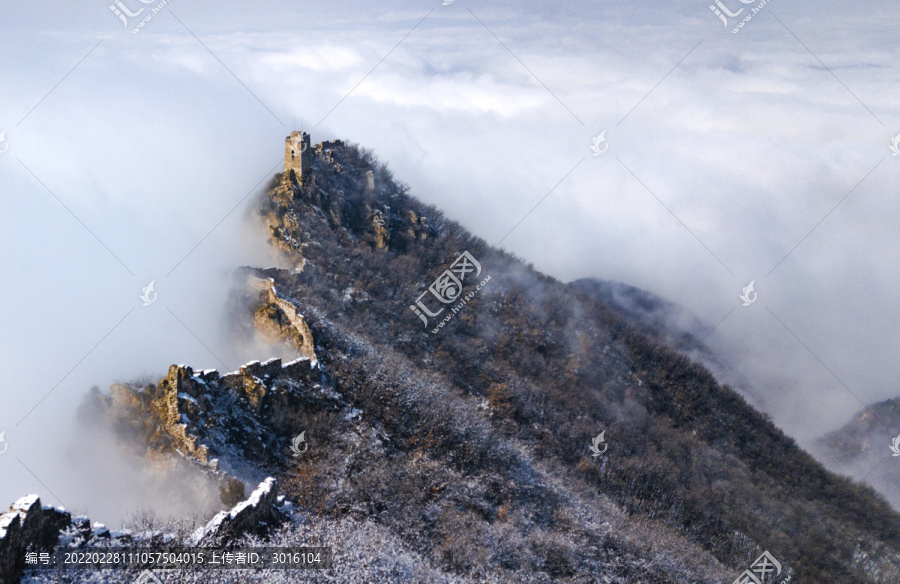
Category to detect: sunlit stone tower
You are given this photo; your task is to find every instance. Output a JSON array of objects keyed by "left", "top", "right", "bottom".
[{"left": 284, "top": 131, "right": 312, "bottom": 181}]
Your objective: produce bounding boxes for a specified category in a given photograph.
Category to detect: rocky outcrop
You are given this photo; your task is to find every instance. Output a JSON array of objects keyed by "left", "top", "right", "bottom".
[
  {"left": 155, "top": 365, "right": 214, "bottom": 467},
  {"left": 0, "top": 496, "right": 71, "bottom": 584},
  {"left": 86, "top": 350, "right": 330, "bottom": 491},
  {"left": 1, "top": 479, "right": 293, "bottom": 583},
  {"left": 262, "top": 140, "right": 434, "bottom": 258},
  {"left": 371, "top": 209, "right": 388, "bottom": 250},
  {"left": 148, "top": 357, "right": 321, "bottom": 472},
  {"left": 405, "top": 209, "right": 430, "bottom": 242},
  {"left": 249, "top": 277, "right": 317, "bottom": 362},
  {"left": 190, "top": 478, "right": 287, "bottom": 544}
]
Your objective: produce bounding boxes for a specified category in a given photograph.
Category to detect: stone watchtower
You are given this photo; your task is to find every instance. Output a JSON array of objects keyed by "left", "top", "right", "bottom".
[{"left": 284, "top": 131, "right": 312, "bottom": 181}]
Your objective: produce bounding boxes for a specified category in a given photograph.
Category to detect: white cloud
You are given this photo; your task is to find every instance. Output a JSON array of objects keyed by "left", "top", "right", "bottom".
[{"left": 2, "top": 0, "right": 900, "bottom": 517}]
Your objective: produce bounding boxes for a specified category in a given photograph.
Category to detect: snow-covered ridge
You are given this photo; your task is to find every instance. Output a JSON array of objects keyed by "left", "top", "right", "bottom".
[
  {"left": 0, "top": 479, "right": 291, "bottom": 584},
  {"left": 189, "top": 478, "right": 286, "bottom": 545},
  {"left": 196, "top": 354, "right": 319, "bottom": 382}
]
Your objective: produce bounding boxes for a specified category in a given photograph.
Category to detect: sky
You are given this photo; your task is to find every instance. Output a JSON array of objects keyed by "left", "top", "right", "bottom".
[{"left": 1, "top": 0, "right": 899, "bottom": 523}]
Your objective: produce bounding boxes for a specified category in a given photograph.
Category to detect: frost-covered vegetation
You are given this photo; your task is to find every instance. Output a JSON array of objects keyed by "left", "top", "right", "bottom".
[
  {"left": 249, "top": 143, "right": 900, "bottom": 583},
  {"left": 12, "top": 141, "right": 900, "bottom": 584}
]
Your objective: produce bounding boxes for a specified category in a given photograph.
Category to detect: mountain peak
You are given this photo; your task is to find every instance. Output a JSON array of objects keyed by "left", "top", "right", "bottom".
[{"left": 3, "top": 139, "right": 900, "bottom": 584}]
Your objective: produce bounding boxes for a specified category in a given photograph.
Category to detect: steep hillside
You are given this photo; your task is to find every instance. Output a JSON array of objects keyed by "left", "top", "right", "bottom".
[
  {"left": 815, "top": 398, "right": 900, "bottom": 509},
  {"left": 568, "top": 279, "right": 710, "bottom": 355},
  {"left": 244, "top": 140, "right": 900, "bottom": 582},
  {"left": 5, "top": 138, "right": 900, "bottom": 584}
]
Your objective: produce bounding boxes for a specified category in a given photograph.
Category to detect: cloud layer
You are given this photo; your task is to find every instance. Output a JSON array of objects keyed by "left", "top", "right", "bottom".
[{"left": 1, "top": 0, "right": 899, "bottom": 520}]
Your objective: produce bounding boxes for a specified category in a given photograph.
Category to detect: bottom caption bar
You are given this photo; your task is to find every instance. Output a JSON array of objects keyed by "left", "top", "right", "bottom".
[{"left": 27, "top": 548, "right": 333, "bottom": 570}]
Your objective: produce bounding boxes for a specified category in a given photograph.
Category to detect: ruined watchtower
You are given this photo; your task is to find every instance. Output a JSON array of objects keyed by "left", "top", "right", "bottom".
[{"left": 284, "top": 131, "right": 312, "bottom": 181}]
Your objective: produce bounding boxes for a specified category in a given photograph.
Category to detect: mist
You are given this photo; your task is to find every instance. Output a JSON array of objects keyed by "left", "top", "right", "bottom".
[{"left": 2, "top": 0, "right": 899, "bottom": 523}]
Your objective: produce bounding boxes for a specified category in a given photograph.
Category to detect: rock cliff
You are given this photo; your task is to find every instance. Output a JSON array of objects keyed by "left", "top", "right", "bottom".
[
  {"left": 7, "top": 137, "right": 900, "bottom": 584},
  {"left": 0, "top": 479, "right": 287, "bottom": 584},
  {"left": 190, "top": 478, "right": 287, "bottom": 545},
  {"left": 248, "top": 276, "right": 317, "bottom": 361},
  {"left": 0, "top": 496, "right": 100, "bottom": 584},
  {"left": 92, "top": 355, "right": 327, "bottom": 479}
]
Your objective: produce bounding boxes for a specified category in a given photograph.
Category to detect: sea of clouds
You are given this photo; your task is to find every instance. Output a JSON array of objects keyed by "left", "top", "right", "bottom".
[{"left": 1, "top": 0, "right": 898, "bottom": 523}]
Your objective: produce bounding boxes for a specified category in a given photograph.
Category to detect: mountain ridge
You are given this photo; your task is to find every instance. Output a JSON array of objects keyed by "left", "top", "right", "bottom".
[
  {"left": 244, "top": 139, "right": 900, "bottom": 581},
  {"left": 815, "top": 397, "right": 900, "bottom": 510},
  {"left": 3, "top": 137, "right": 900, "bottom": 583}
]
